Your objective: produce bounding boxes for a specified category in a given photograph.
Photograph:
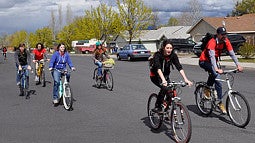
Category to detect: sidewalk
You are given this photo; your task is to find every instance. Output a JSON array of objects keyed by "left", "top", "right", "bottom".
[{"left": 178, "top": 54, "right": 255, "bottom": 69}]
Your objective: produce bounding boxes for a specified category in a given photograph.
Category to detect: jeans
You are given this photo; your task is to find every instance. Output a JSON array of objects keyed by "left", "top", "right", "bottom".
[
  {"left": 199, "top": 61, "right": 223, "bottom": 100},
  {"left": 51, "top": 69, "right": 70, "bottom": 100},
  {"left": 95, "top": 61, "right": 103, "bottom": 76},
  {"left": 16, "top": 64, "right": 29, "bottom": 84}
]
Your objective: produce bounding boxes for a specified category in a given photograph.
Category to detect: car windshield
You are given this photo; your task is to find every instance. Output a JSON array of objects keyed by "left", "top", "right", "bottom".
[{"left": 131, "top": 45, "right": 146, "bottom": 50}]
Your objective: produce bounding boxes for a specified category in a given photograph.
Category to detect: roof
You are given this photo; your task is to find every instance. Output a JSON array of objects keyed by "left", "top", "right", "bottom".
[
  {"left": 188, "top": 14, "right": 255, "bottom": 33},
  {"left": 133, "top": 26, "right": 191, "bottom": 41}
]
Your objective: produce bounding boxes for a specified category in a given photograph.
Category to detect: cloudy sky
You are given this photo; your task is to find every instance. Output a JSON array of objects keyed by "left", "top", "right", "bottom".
[{"left": 0, "top": 0, "right": 240, "bottom": 34}]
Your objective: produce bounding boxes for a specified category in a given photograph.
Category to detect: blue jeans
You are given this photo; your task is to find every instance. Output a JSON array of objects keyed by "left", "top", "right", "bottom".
[
  {"left": 199, "top": 61, "right": 222, "bottom": 100},
  {"left": 51, "top": 69, "right": 70, "bottom": 100},
  {"left": 95, "top": 61, "right": 103, "bottom": 76},
  {"left": 16, "top": 64, "right": 29, "bottom": 84}
]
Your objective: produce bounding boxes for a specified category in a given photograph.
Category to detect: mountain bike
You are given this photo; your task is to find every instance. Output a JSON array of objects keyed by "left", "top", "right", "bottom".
[
  {"left": 35, "top": 59, "right": 47, "bottom": 87},
  {"left": 18, "top": 66, "right": 31, "bottom": 99},
  {"left": 55, "top": 69, "right": 73, "bottom": 111},
  {"left": 147, "top": 81, "right": 192, "bottom": 143},
  {"left": 194, "top": 69, "right": 251, "bottom": 128},
  {"left": 93, "top": 63, "right": 114, "bottom": 91}
]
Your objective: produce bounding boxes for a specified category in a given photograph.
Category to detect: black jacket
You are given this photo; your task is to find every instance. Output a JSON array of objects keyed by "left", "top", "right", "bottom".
[
  {"left": 14, "top": 49, "right": 31, "bottom": 66},
  {"left": 150, "top": 51, "right": 183, "bottom": 77}
]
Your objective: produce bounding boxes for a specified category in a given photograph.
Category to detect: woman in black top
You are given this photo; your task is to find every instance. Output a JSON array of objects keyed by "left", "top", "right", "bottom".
[{"left": 150, "top": 39, "right": 193, "bottom": 113}]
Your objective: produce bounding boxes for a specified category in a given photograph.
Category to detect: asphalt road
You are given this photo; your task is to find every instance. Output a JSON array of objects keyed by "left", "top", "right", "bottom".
[{"left": 0, "top": 53, "right": 254, "bottom": 143}]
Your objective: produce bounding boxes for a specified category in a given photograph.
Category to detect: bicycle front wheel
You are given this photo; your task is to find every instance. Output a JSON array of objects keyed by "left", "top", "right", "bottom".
[
  {"left": 147, "top": 93, "right": 163, "bottom": 130},
  {"left": 226, "top": 92, "right": 251, "bottom": 128},
  {"left": 63, "top": 84, "right": 73, "bottom": 111},
  {"left": 105, "top": 70, "right": 113, "bottom": 91},
  {"left": 195, "top": 84, "right": 213, "bottom": 115},
  {"left": 170, "top": 102, "right": 192, "bottom": 143},
  {"left": 93, "top": 68, "right": 101, "bottom": 88}
]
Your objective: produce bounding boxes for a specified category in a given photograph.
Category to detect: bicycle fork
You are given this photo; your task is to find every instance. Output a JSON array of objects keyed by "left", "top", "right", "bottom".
[
  {"left": 172, "top": 97, "right": 185, "bottom": 125},
  {"left": 228, "top": 90, "right": 241, "bottom": 111}
]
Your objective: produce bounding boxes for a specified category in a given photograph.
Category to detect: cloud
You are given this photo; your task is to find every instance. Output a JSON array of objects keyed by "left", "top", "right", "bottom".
[{"left": 0, "top": 0, "right": 238, "bottom": 34}]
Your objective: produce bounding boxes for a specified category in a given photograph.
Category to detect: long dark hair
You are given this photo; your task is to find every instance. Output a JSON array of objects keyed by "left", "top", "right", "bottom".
[
  {"left": 159, "top": 39, "right": 173, "bottom": 53},
  {"left": 56, "top": 43, "right": 67, "bottom": 52},
  {"left": 36, "top": 43, "right": 44, "bottom": 49}
]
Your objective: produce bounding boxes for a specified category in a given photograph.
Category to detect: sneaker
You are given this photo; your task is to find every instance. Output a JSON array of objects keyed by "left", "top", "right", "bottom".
[
  {"left": 152, "top": 107, "right": 163, "bottom": 114},
  {"left": 35, "top": 76, "right": 39, "bottom": 82},
  {"left": 53, "top": 99, "right": 59, "bottom": 104},
  {"left": 203, "top": 88, "right": 211, "bottom": 99},
  {"left": 17, "top": 82, "right": 21, "bottom": 86},
  {"left": 218, "top": 102, "right": 227, "bottom": 114}
]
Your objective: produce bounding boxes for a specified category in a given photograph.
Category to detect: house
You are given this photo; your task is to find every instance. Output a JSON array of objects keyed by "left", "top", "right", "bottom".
[{"left": 187, "top": 14, "right": 255, "bottom": 44}]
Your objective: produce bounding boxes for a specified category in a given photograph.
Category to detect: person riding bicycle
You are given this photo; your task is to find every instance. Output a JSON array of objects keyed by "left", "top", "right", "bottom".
[
  {"left": 32, "top": 43, "right": 49, "bottom": 85},
  {"left": 49, "top": 43, "right": 75, "bottom": 104},
  {"left": 14, "top": 43, "right": 32, "bottom": 96},
  {"left": 93, "top": 41, "right": 110, "bottom": 79},
  {"left": 199, "top": 27, "right": 243, "bottom": 114},
  {"left": 150, "top": 39, "right": 193, "bottom": 113},
  {"left": 2, "top": 47, "right": 7, "bottom": 60}
]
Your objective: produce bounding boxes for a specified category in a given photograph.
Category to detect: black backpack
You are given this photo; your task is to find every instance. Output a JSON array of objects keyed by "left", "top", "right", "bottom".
[{"left": 200, "top": 33, "right": 215, "bottom": 51}]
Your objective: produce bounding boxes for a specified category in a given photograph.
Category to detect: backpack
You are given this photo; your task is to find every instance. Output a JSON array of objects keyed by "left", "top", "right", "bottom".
[{"left": 200, "top": 33, "right": 215, "bottom": 51}]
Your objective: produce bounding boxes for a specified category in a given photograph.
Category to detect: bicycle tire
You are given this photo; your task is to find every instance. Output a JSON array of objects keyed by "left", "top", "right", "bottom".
[
  {"left": 93, "top": 68, "right": 101, "bottom": 88},
  {"left": 170, "top": 102, "right": 192, "bottom": 143},
  {"left": 41, "top": 68, "right": 46, "bottom": 87},
  {"left": 105, "top": 70, "right": 113, "bottom": 91},
  {"left": 63, "top": 84, "right": 73, "bottom": 111},
  {"left": 147, "top": 93, "right": 163, "bottom": 130},
  {"left": 195, "top": 84, "right": 213, "bottom": 115},
  {"left": 226, "top": 92, "right": 251, "bottom": 128}
]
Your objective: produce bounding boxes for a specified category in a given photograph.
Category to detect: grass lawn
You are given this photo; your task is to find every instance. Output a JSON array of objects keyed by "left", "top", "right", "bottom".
[{"left": 223, "top": 58, "right": 255, "bottom": 63}]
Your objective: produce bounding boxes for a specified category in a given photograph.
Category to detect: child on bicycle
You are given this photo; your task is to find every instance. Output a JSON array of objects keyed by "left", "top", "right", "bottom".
[
  {"left": 93, "top": 41, "right": 110, "bottom": 78},
  {"left": 49, "top": 43, "right": 75, "bottom": 105},
  {"left": 199, "top": 27, "right": 243, "bottom": 114},
  {"left": 150, "top": 39, "right": 193, "bottom": 113},
  {"left": 2, "top": 47, "right": 7, "bottom": 60},
  {"left": 14, "top": 43, "right": 32, "bottom": 96},
  {"left": 32, "top": 43, "right": 49, "bottom": 85}
]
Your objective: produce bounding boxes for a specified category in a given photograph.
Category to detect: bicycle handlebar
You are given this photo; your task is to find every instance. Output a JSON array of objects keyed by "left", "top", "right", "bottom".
[
  {"left": 222, "top": 69, "right": 239, "bottom": 74},
  {"left": 166, "top": 81, "right": 187, "bottom": 87}
]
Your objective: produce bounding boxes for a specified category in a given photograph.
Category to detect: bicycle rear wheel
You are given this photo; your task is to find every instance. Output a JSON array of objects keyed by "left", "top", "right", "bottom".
[
  {"left": 63, "top": 84, "right": 73, "bottom": 111},
  {"left": 105, "top": 70, "right": 113, "bottom": 91},
  {"left": 170, "top": 102, "right": 192, "bottom": 143},
  {"left": 195, "top": 84, "right": 213, "bottom": 115},
  {"left": 93, "top": 68, "right": 101, "bottom": 88},
  {"left": 147, "top": 93, "right": 163, "bottom": 130},
  {"left": 226, "top": 92, "right": 251, "bottom": 128}
]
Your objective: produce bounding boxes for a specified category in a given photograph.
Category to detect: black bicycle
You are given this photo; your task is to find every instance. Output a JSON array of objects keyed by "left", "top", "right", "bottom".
[
  {"left": 194, "top": 69, "right": 251, "bottom": 128},
  {"left": 93, "top": 64, "right": 114, "bottom": 91},
  {"left": 147, "top": 81, "right": 192, "bottom": 143}
]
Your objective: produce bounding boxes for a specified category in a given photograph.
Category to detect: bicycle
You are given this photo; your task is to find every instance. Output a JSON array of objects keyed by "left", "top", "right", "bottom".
[
  {"left": 93, "top": 61, "right": 114, "bottom": 91},
  {"left": 55, "top": 69, "right": 74, "bottom": 111},
  {"left": 147, "top": 81, "right": 192, "bottom": 143},
  {"left": 194, "top": 69, "right": 251, "bottom": 128},
  {"left": 35, "top": 59, "right": 47, "bottom": 87},
  {"left": 18, "top": 66, "right": 31, "bottom": 99}
]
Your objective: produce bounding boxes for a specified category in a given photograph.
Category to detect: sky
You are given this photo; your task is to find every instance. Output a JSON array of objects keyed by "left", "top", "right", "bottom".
[{"left": 0, "top": 0, "right": 240, "bottom": 35}]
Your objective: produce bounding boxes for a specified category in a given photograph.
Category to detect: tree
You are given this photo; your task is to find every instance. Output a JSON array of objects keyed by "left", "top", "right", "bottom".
[
  {"left": 117, "top": 0, "right": 154, "bottom": 44},
  {"left": 9, "top": 30, "right": 28, "bottom": 47},
  {"left": 66, "top": 4, "right": 73, "bottom": 25},
  {"left": 231, "top": 0, "right": 255, "bottom": 16},
  {"left": 168, "top": 17, "right": 179, "bottom": 26},
  {"left": 178, "top": 0, "right": 202, "bottom": 26}
]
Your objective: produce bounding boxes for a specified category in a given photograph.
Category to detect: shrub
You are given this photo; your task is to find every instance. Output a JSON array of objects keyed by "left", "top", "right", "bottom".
[{"left": 239, "top": 42, "right": 255, "bottom": 59}]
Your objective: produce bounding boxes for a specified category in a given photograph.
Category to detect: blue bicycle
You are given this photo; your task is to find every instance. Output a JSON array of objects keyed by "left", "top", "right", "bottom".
[{"left": 18, "top": 66, "right": 30, "bottom": 99}]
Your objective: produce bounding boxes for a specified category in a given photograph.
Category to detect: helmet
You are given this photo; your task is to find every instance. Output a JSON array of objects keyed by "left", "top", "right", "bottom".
[{"left": 95, "top": 41, "right": 101, "bottom": 46}]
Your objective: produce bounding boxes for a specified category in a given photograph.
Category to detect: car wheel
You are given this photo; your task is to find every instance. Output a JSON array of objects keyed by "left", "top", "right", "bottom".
[
  {"left": 85, "top": 50, "right": 89, "bottom": 54},
  {"left": 127, "top": 55, "right": 132, "bottom": 61}
]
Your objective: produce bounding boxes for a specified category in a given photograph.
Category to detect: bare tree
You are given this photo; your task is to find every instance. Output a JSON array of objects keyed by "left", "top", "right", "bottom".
[
  {"left": 50, "top": 10, "right": 57, "bottom": 41},
  {"left": 58, "top": 4, "right": 63, "bottom": 33},
  {"left": 66, "top": 4, "right": 73, "bottom": 25}
]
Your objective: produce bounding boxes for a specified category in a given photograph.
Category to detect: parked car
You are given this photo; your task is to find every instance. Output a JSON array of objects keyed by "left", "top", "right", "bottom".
[
  {"left": 193, "top": 33, "right": 246, "bottom": 57},
  {"left": 117, "top": 44, "right": 151, "bottom": 61},
  {"left": 169, "top": 38, "right": 196, "bottom": 53}
]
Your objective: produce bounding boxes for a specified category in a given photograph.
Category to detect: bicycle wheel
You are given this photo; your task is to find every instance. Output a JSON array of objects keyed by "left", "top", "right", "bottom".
[
  {"left": 93, "top": 68, "right": 101, "bottom": 88},
  {"left": 226, "top": 92, "right": 251, "bottom": 128},
  {"left": 63, "top": 84, "right": 73, "bottom": 111},
  {"left": 170, "top": 102, "right": 192, "bottom": 143},
  {"left": 147, "top": 93, "right": 163, "bottom": 130},
  {"left": 195, "top": 84, "right": 213, "bottom": 115},
  {"left": 105, "top": 70, "right": 113, "bottom": 91},
  {"left": 41, "top": 68, "right": 46, "bottom": 87}
]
